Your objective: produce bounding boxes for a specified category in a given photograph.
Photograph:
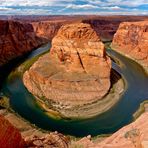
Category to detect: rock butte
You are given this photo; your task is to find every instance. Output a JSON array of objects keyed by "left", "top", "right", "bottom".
[
  {"left": 0, "top": 20, "right": 44, "bottom": 66},
  {"left": 112, "top": 21, "right": 148, "bottom": 73},
  {"left": 23, "top": 23, "right": 112, "bottom": 118}
]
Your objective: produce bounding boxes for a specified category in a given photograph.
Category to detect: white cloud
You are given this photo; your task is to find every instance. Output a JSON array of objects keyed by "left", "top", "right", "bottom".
[
  {"left": 66, "top": 4, "right": 99, "bottom": 9},
  {"left": 0, "top": 6, "right": 14, "bottom": 11},
  {"left": 0, "top": 0, "right": 147, "bottom": 15},
  {"left": 102, "top": 6, "right": 122, "bottom": 10},
  {"left": 89, "top": 0, "right": 148, "bottom": 7}
]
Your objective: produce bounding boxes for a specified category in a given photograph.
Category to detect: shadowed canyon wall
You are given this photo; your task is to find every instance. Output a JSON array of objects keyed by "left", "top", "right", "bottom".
[{"left": 0, "top": 20, "right": 45, "bottom": 66}]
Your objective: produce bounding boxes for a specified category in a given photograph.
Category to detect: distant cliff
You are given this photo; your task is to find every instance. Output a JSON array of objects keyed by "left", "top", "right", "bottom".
[
  {"left": 32, "top": 19, "right": 120, "bottom": 42},
  {"left": 0, "top": 20, "right": 45, "bottom": 66},
  {"left": 112, "top": 21, "right": 148, "bottom": 73}
]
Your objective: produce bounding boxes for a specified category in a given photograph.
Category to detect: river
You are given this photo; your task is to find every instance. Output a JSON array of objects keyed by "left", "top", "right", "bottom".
[{"left": 0, "top": 43, "right": 148, "bottom": 137}]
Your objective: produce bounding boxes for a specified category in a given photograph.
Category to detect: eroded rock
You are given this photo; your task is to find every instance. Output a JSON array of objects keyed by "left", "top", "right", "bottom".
[
  {"left": 112, "top": 21, "right": 148, "bottom": 73},
  {"left": 72, "top": 112, "right": 148, "bottom": 148},
  {"left": 0, "top": 20, "right": 45, "bottom": 66},
  {"left": 23, "top": 23, "right": 111, "bottom": 118},
  {"left": 0, "top": 115, "right": 25, "bottom": 148}
]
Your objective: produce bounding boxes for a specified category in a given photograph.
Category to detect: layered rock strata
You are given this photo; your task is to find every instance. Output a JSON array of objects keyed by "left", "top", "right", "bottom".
[
  {"left": 0, "top": 20, "right": 45, "bottom": 66},
  {"left": 23, "top": 23, "right": 114, "bottom": 118},
  {"left": 25, "top": 132, "right": 69, "bottom": 148},
  {"left": 112, "top": 21, "right": 148, "bottom": 73},
  {"left": 73, "top": 112, "right": 148, "bottom": 148},
  {"left": 0, "top": 115, "right": 25, "bottom": 148}
]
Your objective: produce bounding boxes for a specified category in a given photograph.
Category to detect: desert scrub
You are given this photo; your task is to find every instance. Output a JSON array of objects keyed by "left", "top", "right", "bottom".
[
  {"left": 0, "top": 96, "right": 10, "bottom": 109},
  {"left": 124, "top": 128, "right": 142, "bottom": 148},
  {"left": 133, "top": 100, "right": 148, "bottom": 119}
]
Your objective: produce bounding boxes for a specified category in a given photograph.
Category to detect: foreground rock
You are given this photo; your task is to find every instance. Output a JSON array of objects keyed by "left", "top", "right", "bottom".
[
  {"left": 0, "top": 115, "right": 25, "bottom": 148},
  {"left": 23, "top": 23, "right": 113, "bottom": 119},
  {"left": 112, "top": 21, "right": 148, "bottom": 73},
  {"left": 0, "top": 110, "right": 69, "bottom": 148},
  {"left": 25, "top": 132, "right": 69, "bottom": 148},
  {"left": 0, "top": 20, "right": 45, "bottom": 66},
  {"left": 72, "top": 112, "right": 148, "bottom": 148}
]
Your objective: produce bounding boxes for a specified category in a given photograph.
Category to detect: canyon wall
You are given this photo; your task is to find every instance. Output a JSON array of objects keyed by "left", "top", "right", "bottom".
[
  {"left": 82, "top": 19, "right": 120, "bottom": 41},
  {"left": 0, "top": 115, "right": 25, "bottom": 148},
  {"left": 32, "top": 19, "right": 119, "bottom": 42},
  {"left": 112, "top": 21, "right": 148, "bottom": 73},
  {"left": 31, "top": 16, "right": 148, "bottom": 43},
  {"left": 0, "top": 20, "right": 45, "bottom": 66},
  {"left": 32, "top": 21, "right": 64, "bottom": 41},
  {"left": 74, "top": 112, "right": 148, "bottom": 148}
]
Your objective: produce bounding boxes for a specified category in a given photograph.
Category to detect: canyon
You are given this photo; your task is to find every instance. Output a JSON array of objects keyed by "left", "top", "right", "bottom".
[
  {"left": 23, "top": 23, "right": 123, "bottom": 119},
  {"left": 31, "top": 15, "right": 148, "bottom": 42},
  {"left": 0, "top": 16, "right": 148, "bottom": 148},
  {"left": 112, "top": 21, "right": 148, "bottom": 73}
]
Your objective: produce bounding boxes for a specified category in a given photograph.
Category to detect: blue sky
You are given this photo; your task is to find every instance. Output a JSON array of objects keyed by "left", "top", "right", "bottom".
[{"left": 0, "top": 0, "right": 148, "bottom": 15}]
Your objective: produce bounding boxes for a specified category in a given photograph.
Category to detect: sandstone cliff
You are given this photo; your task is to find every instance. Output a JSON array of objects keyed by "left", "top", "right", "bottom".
[
  {"left": 23, "top": 23, "right": 112, "bottom": 118},
  {"left": 32, "top": 20, "right": 69, "bottom": 41},
  {"left": 83, "top": 19, "right": 120, "bottom": 41},
  {"left": 73, "top": 112, "right": 148, "bottom": 148},
  {"left": 32, "top": 19, "right": 119, "bottom": 42},
  {"left": 0, "top": 115, "right": 25, "bottom": 148},
  {"left": 112, "top": 21, "right": 148, "bottom": 73},
  {"left": 0, "top": 20, "right": 45, "bottom": 66}
]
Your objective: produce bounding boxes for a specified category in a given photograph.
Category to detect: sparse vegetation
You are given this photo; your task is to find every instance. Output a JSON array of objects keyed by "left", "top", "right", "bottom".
[{"left": 0, "top": 96, "right": 10, "bottom": 109}]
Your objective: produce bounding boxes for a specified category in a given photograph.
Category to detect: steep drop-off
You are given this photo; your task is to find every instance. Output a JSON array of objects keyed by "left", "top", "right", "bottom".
[
  {"left": 0, "top": 20, "right": 45, "bottom": 66},
  {"left": 23, "top": 23, "right": 113, "bottom": 118},
  {"left": 73, "top": 112, "right": 148, "bottom": 148},
  {"left": 32, "top": 19, "right": 120, "bottom": 42},
  {"left": 0, "top": 115, "right": 25, "bottom": 148},
  {"left": 112, "top": 21, "right": 148, "bottom": 73}
]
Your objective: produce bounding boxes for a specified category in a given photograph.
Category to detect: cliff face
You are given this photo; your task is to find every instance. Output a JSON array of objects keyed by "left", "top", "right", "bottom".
[
  {"left": 73, "top": 112, "right": 148, "bottom": 148},
  {"left": 32, "top": 19, "right": 119, "bottom": 42},
  {"left": 83, "top": 19, "right": 120, "bottom": 41},
  {"left": 112, "top": 21, "right": 148, "bottom": 73},
  {"left": 32, "top": 21, "right": 66, "bottom": 41},
  {"left": 0, "top": 20, "right": 45, "bottom": 66},
  {"left": 0, "top": 115, "right": 25, "bottom": 148},
  {"left": 23, "top": 23, "right": 111, "bottom": 118}
]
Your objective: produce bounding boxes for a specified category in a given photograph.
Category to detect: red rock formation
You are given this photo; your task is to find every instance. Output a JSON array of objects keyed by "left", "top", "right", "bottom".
[
  {"left": 112, "top": 21, "right": 148, "bottom": 73},
  {"left": 32, "top": 19, "right": 118, "bottom": 42},
  {"left": 31, "top": 16, "right": 148, "bottom": 43},
  {"left": 0, "top": 20, "right": 45, "bottom": 66},
  {"left": 73, "top": 112, "right": 148, "bottom": 148},
  {"left": 32, "top": 21, "right": 67, "bottom": 41},
  {"left": 23, "top": 23, "right": 111, "bottom": 118},
  {"left": 0, "top": 115, "right": 25, "bottom": 148},
  {"left": 83, "top": 19, "right": 120, "bottom": 41},
  {"left": 25, "top": 132, "right": 69, "bottom": 148}
]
